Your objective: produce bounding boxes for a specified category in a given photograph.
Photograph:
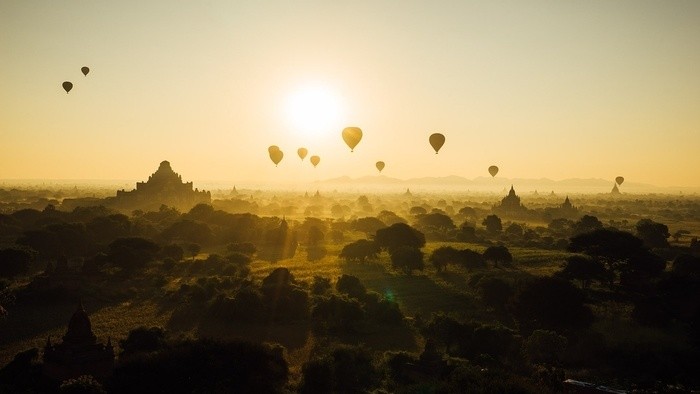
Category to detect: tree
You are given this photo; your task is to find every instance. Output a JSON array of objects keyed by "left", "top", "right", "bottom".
[
  {"left": 186, "top": 243, "right": 201, "bottom": 261},
  {"left": 568, "top": 229, "right": 666, "bottom": 286},
  {"left": 457, "top": 223, "right": 480, "bottom": 242},
  {"left": 429, "top": 246, "right": 460, "bottom": 272},
  {"left": 482, "top": 215, "right": 502, "bottom": 235},
  {"left": 414, "top": 213, "right": 455, "bottom": 231},
  {"left": 107, "top": 237, "right": 160, "bottom": 272},
  {"left": 86, "top": 214, "right": 131, "bottom": 244},
  {"left": 548, "top": 218, "right": 573, "bottom": 236},
  {"left": 512, "top": 277, "right": 593, "bottom": 332},
  {"left": 482, "top": 245, "right": 513, "bottom": 268},
  {"left": 559, "top": 255, "right": 608, "bottom": 288},
  {"left": 119, "top": 326, "right": 167, "bottom": 358},
  {"left": 672, "top": 229, "right": 690, "bottom": 243},
  {"left": 59, "top": 375, "right": 106, "bottom": 394},
  {"left": 161, "top": 244, "right": 184, "bottom": 261},
  {"left": 671, "top": 254, "right": 700, "bottom": 281},
  {"left": 260, "top": 219, "right": 298, "bottom": 262},
  {"left": 336, "top": 274, "right": 367, "bottom": 299},
  {"left": 351, "top": 217, "right": 386, "bottom": 234},
  {"left": 409, "top": 206, "right": 427, "bottom": 216},
  {"left": 0, "top": 248, "right": 32, "bottom": 278},
  {"left": 458, "top": 206, "right": 476, "bottom": 217},
  {"left": 226, "top": 252, "right": 252, "bottom": 266},
  {"left": 635, "top": 218, "right": 670, "bottom": 249},
  {"left": 306, "top": 226, "right": 325, "bottom": 247},
  {"left": 113, "top": 339, "right": 288, "bottom": 393},
  {"left": 226, "top": 242, "right": 257, "bottom": 256},
  {"left": 505, "top": 223, "right": 524, "bottom": 237},
  {"left": 260, "top": 268, "right": 309, "bottom": 321},
  {"left": 459, "top": 248, "right": 487, "bottom": 270},
  {"left": 572, "top": 215, "right": 603, "bottom": 235},
  {"left": 477, "top": 277, "right": 514, "bottom": 311},
  {"left": 375, "top": 223, "right": 425, "bottom": 252},
  {"left": 311, "top": 295, "right": 365, "bottom": 332},
  {"left": 161, "top": 220, "right": 212, "bottom": 245},
  {"left": 339, "top": 239, "right": 380, "bottom": 262},
  {"left": 523, "top": 330, "right": 567, "bottom": 365},
  {"left": 389, "top": 246, "right": 424, "bottom": 275},
  {"left": 377, "top": 210, "right": 407, "bottom": 226},
  {"left": 299, "top": 345, "right": 380, "bottom": 394}
]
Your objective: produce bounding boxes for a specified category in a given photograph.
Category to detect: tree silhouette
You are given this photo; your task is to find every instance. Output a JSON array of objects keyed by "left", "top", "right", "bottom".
[
  {"left": 299, "top": 345, "right": 380, "bottom": 394},
  {"left": 568, "top": 229, "right": 665, "bottom": 287},
  {"left": 635, "top": 218, "right": 670, "bottom": 249},
  {"left": 186, "top": 243, "right": 201, "bottom": 261},
  {"left": 483, "top": 245, "right": 513, "bottom": 268},
  {"left": 339, "top": 239, "right": 380, "bottom": 262},
  {"left": 375, "top": 223, "right": 425, "bottom": 252},
  {"left": 512, "top": 277, "right": 593, "bottom": 332},
  {"left": 459, "top": 248, "right": 487, "bottom": 270},
  {"left": 390, "top": 246, "right": 424, "bottom": 275},
  {"left": 415, "top": 212, "right": 455, "bottom": 231},
  {"left": 336, "top": 274, "right": 367, "bottom": 299},
  {"left": 429, "top": 246, "right": 460, "bottom": 272},
  {"left": 558, "top": 255, "right": 608, "bottom": 288},
  {"left": 572, "top": 215, "right": 603, "bottom": 235},
  {"left": 113, "top": 339, "right": 288, "bottom": 393},
  {"left": 477, "top": 277, "right": 514, "bottom": 311},
  {"left": 108, "top": 237, "right": 160, "bottom": 272},
  {"left": 482, "top": 215, "right": 503, "bottom": 235},
  {"left": 351, "top": 217, "right": 386, "bottom": 234},
  {"left": 0, "top": 248, "right": 32, "bottom": 278}
]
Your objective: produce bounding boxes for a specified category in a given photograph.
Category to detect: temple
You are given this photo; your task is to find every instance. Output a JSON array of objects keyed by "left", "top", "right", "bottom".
[
  {"left": 42, "top": 301, "right": 114, "bottom": 381},
  {"left": 611, "top": 183, "right": 621, "bottom": 194},
  {"left": 493, "top": 185, "right": 527, "bottom": 215},
  {"left": 111, "top": 161, "right": 211, "bottom": 211},
  {"left": 545, "top": 195, "right": 580, "bottom": 219}
]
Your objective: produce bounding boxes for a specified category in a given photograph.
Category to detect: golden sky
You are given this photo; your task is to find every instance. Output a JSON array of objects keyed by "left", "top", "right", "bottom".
[{"left": 1, "top": 1, "right": 699, "bottom": 187}]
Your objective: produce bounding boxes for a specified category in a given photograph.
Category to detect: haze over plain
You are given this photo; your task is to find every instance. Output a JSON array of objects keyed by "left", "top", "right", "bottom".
[{"left": 1, "top": 1, "right": 699, "bottom": 188}]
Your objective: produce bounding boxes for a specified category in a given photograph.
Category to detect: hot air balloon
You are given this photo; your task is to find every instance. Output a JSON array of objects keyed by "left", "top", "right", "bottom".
[
  {"left": 342, "top": 127, "right": 362, "bottom": 152},
  {"left": 81, "top": 66, "right": 90, "bottom": 76},
  {"left": 269, "top": 149, "right": 283, "bottom": 166},
  {"left": 376, "top": 161, "right": 385, "bottom": 173},
  {"left": 615, "top": 176, "right": 624, "bottom": 186},
  {"left": 62, "top": 81, "right": 73, "bottom": 93},
  {"left": 268, "top": 145, "right": 280, "bottom": 154},
  {"left": 488, "top": 165, "right": 499, "bottom": 177},
  {"left": 429, "top": 133, "right": 445, "bottom": 154},
  {"left": 310, "top": 155, "right": 320, "bottom": 167},
  {"left": 297, "top": 148, "right": 308, "bottom": 161}
]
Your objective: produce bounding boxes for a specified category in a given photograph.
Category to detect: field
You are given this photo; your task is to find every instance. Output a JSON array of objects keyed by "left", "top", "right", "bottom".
[{"left": 1, "top": 189, "right": 699, "bottom": 392}]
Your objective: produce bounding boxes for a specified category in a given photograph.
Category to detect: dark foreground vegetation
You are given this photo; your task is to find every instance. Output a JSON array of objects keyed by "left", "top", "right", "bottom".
[{"left": 1, "top": 189, "right": 700, "bottom": 392}]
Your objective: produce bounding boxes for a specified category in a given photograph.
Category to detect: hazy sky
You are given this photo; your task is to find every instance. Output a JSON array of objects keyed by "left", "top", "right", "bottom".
[{"left": 2, "top": 1, "right": 699, "bottom": 187}]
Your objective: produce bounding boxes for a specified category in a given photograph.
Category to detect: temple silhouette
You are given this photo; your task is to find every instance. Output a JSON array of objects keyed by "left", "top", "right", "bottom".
[
  {"left": 544, "top": 195, "right": 580, "bottom": 219},
  {"left": 109, "top": 160, "right": 211, "bottom": 211},
  {"left": 493, "top": 185, "right": 527, "bottom": 215},
  {"left": 42, "top": 301, "right": 114, "bottom": 381}
]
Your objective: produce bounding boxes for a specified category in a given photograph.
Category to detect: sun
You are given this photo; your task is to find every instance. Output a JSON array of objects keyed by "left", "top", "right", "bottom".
[{"left": 284, "top": 85, "right": 344, "bottom": 138}]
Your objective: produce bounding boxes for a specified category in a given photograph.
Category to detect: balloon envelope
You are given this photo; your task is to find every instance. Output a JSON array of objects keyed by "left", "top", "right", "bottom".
[
  {"left": 376, "top": 161, "right": 385, "bottom": 173},
  {"left": 429, "top": 133, "right": 445, "bottom": 153},
  {"left": 310, "top": 155, "right": 320, "bottom": 167},
  {"left": 342, "top": 127, "right": 362, "bottom": 152},
  {"left": 297, "top": 148, "right": 308, "bottom": 160},
  {"left": 62, "top": 81, "right": 73, "bottom": 93},
  {"left": 81, "top": 66, "right": 90, "bottom": 76},
  {"left": 268, "top": 145, "right": 280, "bottom": 154},
  {"left": 615, "top": 176, "right": 624, "bottom": 185},
  {"left": 269, "top": 149, "right": 283, "bottom": 166},
  {"left": 488, "top": 165, "right": 499, "bottom": 177}
]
